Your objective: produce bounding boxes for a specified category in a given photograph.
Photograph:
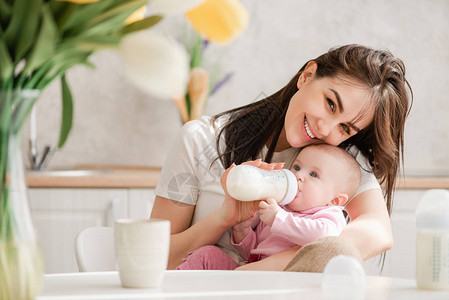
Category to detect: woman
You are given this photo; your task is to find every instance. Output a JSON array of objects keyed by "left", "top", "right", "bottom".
[{"left": 151, "top": 44, "right": 412, "bottom": 271}]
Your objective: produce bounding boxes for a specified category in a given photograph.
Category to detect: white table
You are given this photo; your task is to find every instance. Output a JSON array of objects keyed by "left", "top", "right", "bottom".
[{"left": 37, "top": 270, "right": 449, "bottom": 300}]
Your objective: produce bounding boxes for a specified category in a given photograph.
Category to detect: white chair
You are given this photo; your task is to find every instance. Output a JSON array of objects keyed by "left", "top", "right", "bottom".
[{"left": 75, "top": 226, "right": 116, "bottom": 272}]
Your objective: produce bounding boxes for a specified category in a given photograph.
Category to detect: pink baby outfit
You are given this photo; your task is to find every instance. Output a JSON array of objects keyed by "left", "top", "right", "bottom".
[
  {"left": 176, "top": 245, "right": 240, "bottom": 270},
  {"left": 176, "top": 205, "right": 346, "bottom": 270},
  {"left": 231, "top": 205, "right": 346, "bottom": 262}
]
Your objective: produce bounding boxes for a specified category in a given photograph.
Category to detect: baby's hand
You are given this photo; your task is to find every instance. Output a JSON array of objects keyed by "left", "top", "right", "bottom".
[
  {"left": 259, "top": 198, "right": 281, "bottom": 226},
  {"left": 232, "top": 214, "right": 257, "bottom": 244},
  {"left": 233, "top": 214, "right": 256, "bottom": 232}
]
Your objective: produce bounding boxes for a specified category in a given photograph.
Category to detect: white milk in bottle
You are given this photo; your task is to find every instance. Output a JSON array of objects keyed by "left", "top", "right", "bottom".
[
  {"left": 416, "top": 189, "right": 449, "bottom": 290},
  {"left": 226, "top": 165, "right": 298, "bottom": 205}
]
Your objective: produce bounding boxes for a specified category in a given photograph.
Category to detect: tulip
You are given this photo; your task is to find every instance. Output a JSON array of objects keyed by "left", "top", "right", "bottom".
[
  {"left": 124, "top": 6, "right": 147, "bottom": 25},
  {"left": 185, "top": 0, "right": 249, "bottom": 45},
  {"left": 120, "top": 31, "right": 190, "bottom": 100}
]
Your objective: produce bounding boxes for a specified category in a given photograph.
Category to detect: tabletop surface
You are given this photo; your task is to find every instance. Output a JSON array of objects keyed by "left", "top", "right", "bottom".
[{"left": 36, "top": 270, "right": 449, "bottom": 300}]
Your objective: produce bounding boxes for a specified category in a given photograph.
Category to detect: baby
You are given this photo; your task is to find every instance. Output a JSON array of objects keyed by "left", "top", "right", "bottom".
[{"left": 176, "top": 143, "right": 361, "bottom": 270}]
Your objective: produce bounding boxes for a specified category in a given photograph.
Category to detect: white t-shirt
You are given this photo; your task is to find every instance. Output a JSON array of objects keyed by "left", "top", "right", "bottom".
[{"left": 155, "top": 116, "right": 381, "bottom": 263}]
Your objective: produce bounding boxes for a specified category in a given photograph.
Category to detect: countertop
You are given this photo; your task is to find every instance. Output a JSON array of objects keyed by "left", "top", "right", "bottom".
[
  {"left": 26, "top": 165, "right": 449, "bottom": 189},
  {"left": 26, "top": 165, "right": 161, "bottom": 188}
]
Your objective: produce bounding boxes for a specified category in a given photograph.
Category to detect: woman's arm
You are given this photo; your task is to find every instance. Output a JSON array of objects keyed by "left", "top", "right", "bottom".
[
  {"left": 236, "top": 188, "right": 392, "bottom": 271},
  {"left": 151, "top": 195, "right": 232, "bottom": 269},
  {"left": 341, "top": 188, "right": 393, "bottom": 260}
]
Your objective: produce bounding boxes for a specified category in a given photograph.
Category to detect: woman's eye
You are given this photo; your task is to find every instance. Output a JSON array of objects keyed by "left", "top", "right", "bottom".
[
  {"left": 310, "top": 171, "right": 318, "bottom": 178},
  {"left": 293, "top": 165, "right": 300, "bottom": 171},
  {"left": 341, "top": 124, "right": 350, "bottom": 134},
  {"left": 327, "top": 98, "right": 335, "bottom": 112}
]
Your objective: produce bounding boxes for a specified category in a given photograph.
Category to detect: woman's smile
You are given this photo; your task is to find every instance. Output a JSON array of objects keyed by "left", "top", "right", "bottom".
[{"left": 304, "top": 116, "right": 317, "bottom": 140}]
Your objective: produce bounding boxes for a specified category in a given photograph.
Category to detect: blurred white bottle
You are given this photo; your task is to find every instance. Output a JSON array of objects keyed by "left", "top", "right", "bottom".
[
  {"left": 416, "top": 189, "right": 449, "bottom": 290},
  {"left": 226, "top": 165, "right": 297, "bottom": 205},
  {"left": 321, "top": 255, "right": 366, "bottom": 300}
]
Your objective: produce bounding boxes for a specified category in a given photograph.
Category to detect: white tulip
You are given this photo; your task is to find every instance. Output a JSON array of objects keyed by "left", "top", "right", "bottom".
[
  {"left": 120, "top": 30, "right": 190, "bottom": 100},
  {"left": 149, "top": 0, "right": 205, "bottom": 15}
]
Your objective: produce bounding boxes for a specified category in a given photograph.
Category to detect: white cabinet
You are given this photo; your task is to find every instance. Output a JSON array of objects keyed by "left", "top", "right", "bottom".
[
  {"left": 29, "top": 188, "right": 156, "bottom": 274},
  {"left": 128, "top": 189, "right": 157, "bottom": 220},
  {"left": 364, "top": 190, "right": 426, "bottom": 279}
]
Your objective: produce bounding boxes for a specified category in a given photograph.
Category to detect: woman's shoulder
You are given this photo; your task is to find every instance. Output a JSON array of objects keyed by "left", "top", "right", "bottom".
[{"left": 181, "top": 115, "right": 227, "bottom": 135}]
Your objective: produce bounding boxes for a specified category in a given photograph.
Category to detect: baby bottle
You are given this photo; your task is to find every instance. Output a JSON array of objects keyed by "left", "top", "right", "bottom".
[
  {"left": 416, "top": 189, "right": 449, "bottom": 290},
  {"left": 226, "top": 164, "right": 297, "bottom": 205}
]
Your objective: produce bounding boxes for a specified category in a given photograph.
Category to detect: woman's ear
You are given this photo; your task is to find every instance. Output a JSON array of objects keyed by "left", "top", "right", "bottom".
[
  {"left": 297, "top": 61, "right": 318, "bottom": 89},
  {"left": 329, "top": 194, "right": 349, "bottom": 207}
]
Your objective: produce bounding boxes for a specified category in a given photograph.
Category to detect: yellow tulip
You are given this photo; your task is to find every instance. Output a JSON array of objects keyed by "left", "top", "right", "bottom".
[
  {"left": 56, "top": 0, "right": 99, "bottom": 3},
  {"left": 185, "top": 0, "right": 248, "bottom": 45},
  {"left": 124, "top": 6, "right": 146, "bottom": 25}
]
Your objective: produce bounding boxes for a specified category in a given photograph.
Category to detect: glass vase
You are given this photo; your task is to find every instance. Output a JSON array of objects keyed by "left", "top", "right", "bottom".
[{"left": 0, "top": 89, "right": 44, "bottom": 300}]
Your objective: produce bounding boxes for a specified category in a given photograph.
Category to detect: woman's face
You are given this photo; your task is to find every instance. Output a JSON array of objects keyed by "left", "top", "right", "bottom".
[{"left": 283, "top": 62, "right": 374, "bottom": 149}]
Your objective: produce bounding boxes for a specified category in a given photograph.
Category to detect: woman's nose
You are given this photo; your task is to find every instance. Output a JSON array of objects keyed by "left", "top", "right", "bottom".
[{"left": 316, "top": 119, "right": 332, "bottom": 138}]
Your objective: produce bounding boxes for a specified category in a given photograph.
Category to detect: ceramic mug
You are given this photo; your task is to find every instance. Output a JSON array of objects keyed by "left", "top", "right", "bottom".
[{"left": 114, "top": 218, "right": 170, "bottom": 288}]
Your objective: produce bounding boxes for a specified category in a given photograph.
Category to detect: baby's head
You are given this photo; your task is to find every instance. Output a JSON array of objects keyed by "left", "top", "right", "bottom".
[{"left": 287, "top": 144, "right": 361, "bottom": 212}]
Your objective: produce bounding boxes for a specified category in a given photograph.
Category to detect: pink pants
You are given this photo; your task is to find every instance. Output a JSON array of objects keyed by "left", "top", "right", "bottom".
[{"left": 176, "top": 245, "right": 240, "bottom": 270}]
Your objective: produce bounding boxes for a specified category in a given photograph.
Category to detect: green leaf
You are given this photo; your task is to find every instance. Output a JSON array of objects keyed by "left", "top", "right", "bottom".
[
  {"left": 76, "top": 35, "right": 122, "bottom": 51},
  {"left": 4, "top": 0, "right": 43, "bottom": 62},
  {"left": 0, "top": 0, "right": 12, "bottom": 24},
  {"left": 63, "top": 0, "right": 146, "bottom": 39},
  {"left": 58, "top": 75, "right": 73, "bottom": 148},
  {"left": 25, "top": 4, "right": 58, "bottom": 73},
  {"left": 53, "top": 2, "right": 77, "bottom": 30},
  {"left": 120, "top": 15, "right": 163, "bottom": 35},
  {"left": 87, "top": 0, "right": 147, "bottom": 27},
  {"left": 0, "top": 37, "right": 13, "bottom": 82},
  {"left": 60, "top": 1, "right": 111, "bottom": 32},
  {"left": 190, "top": 36, "right": 202, "bottom": 68},
  {"left": 45, "top": 48, "right": 91, "bottom": 79},
  {"left": 80, "top": 60, "right": 95, "bottom": 69},
  {"left": 49, "top": 1, "right": 72, "bottom": 19}
]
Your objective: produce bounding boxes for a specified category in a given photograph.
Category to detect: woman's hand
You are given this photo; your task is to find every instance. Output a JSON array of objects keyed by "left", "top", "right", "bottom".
[{"left": 217, "top": 159, "right": 285, "bottom": 227}]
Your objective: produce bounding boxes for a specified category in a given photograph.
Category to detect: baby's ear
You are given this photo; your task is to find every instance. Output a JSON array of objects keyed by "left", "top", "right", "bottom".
[{"left": 330, "top": 194, "right": 349, "bottom": 206}]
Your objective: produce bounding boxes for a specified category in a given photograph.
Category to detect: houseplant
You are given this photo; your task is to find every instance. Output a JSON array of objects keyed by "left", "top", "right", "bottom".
[{"left": 0, "top": 0, "right": 248, "bottom": 299}]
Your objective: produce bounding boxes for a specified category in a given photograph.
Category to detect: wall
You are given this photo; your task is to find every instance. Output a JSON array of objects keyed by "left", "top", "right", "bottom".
[{"left": 25, "top": 0, "right": 449, "bottom": 176}]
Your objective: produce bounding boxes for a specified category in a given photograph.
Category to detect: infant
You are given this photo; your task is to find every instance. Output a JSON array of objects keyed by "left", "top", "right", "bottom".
[{"left": 176, "top": 143, "right": 361, "bottom": 270}]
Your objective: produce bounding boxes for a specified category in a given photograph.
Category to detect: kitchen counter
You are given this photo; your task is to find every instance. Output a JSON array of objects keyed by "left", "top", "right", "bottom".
[
  {"left": 394, "top": 177, "right": 449, "bottom": 190},
  {"left": 26, "top": 165, "right": 449, "bottom": 189},
  {"left": 26, "top": 165, "right": 161, "bottom": 188}
]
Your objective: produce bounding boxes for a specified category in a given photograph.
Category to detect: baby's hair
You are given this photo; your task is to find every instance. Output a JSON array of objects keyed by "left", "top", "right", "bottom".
[{"left": 301, "top": 143, "right": 361, "bottom": 199}]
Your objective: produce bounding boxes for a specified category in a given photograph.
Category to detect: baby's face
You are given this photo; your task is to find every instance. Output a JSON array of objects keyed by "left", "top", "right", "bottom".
[{"left": 287, "top": 146, "right": 347, "bottom": 212}]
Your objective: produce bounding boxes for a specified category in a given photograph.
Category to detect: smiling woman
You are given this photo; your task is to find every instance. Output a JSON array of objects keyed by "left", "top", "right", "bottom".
[{"left": 151, "top": 44, "right": 413, "bottom": 272}]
